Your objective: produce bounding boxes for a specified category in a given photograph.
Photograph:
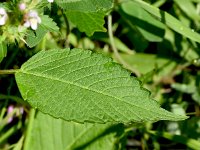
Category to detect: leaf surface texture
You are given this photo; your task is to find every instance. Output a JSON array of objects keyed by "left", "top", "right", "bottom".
[{"left": 15, "top": 49, "right": 187, "bottom": 123}]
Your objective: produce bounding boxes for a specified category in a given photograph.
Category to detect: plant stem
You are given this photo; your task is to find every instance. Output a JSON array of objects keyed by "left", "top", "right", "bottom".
[
  {"left": 0, "top": 121, "right": 22, "bottom": 144},
  {"left": 62, "top": 9, "right": 70, "bottom": 48},
  {"left": 23, "top": 108, "right": 35, "bottom": 150},
  {"left": 0, "top": 94, "right": 28, "bottom": 106},
  {"left": 107, "top": 15, "right": 140, "bottom": 77},
  {"left": 0, "top": 69, "right": 19, "bottom": 75}
]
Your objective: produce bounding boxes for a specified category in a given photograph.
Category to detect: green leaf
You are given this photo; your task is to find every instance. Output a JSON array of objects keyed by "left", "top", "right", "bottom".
[
  {"left": 25, "top": 16, "right": 58, "bottom": 48},
  {"left": 26, "top": 111, "right": 122, "bottom": 150},
  {"left": 25, "top": 25, "right": 48, "bottom": 48},
  {"left": 133, "top": 0, "right": 200, "bottom": 43},
  {"left": 118, "top": 53, "right": 176, "bottom": 75},
  {"left": 15, "top": 48, "right": 187, "bottom": 123},
  {"left": 65, "top": 11, "right": 106, "bottom": 36},
  {"left": 40, "top": 15, "right": 59, "bottom": 32},
  {"left": 174, "top": 0, "right": 200, "bottom": 21},
  {"left": 55, "top": 0, "right": 113, "bottom": 12},
  {"left": 120, "top": 1, "right": 165, "bottom": 42},
  {"left": 0, "top": 41, "right": 7, "bottom": 63},
  {"left": 55, "top": 0, "right": 113, "bottom": 36}
]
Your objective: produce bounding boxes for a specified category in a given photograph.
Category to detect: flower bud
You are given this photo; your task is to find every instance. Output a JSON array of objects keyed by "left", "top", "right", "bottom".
[
  {"left": 48, "top": 0, "right": 54, "bottom": 3},
  {"left": 19, "top": 3, "right": 26, "bottom": 11},
  {"left": 0, "top": 8, "right": 8, "bottom": 26},
  {"left": 24, "top": 10, "right": 41, "bottom": 30}
]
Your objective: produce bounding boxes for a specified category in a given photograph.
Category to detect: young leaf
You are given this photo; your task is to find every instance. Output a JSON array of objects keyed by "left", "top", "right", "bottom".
[
  {"left": 25, "top": 16, "right": 58, "bottom": 48},
  {"left": 26, "top": 111, "right": 122, "bottom": 150},
  {"left": 40, "top": 15, "right": 59, "bottom": 32},
  {"left": 15, "top": 48, "right": 187, "bottom": 123},
  {"left": 25, "top": 25, "right": 48, "bottom": 48}
]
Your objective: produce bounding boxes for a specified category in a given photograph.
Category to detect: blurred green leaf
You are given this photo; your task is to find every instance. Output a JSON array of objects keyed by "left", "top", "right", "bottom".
[
  {"left": 26, "top": 111, "right": 123, "bottom": 150},
  {"left": 171, "top": 83, "right": 196, "bottom": 94},
  {"left": 119, "top": 53, "right": 176, "bottom": 75},
  {"left": 100, "top": 37, "right": 134, "bottom": 54},
  {"left": 120, "top": 1, "right": 165, "bottom": 42},
  {"left": 174, "top": 0, "right": 200, "bottom": 21},
  {"left": 134, "top": 0, "right": 200, "bottom": 44},
  {"left": 159, "top": 29, "right": 199, "bottom": 61},
  {"left": 172, "top": 75, "right": 200, "bottom": 105}
]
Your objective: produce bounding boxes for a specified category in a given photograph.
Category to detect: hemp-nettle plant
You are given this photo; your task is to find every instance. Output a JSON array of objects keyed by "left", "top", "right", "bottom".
[{"left": 1, "top": 0, "right": 200, "bottom": 149}]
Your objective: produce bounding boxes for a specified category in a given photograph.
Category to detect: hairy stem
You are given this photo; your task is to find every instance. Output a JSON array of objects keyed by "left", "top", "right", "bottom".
[
  {"left": 0, "top": 94, "right": 28, "bottom": 106},
  {"left": 0, "top": 69, "right": 19, "bottom": 75}
]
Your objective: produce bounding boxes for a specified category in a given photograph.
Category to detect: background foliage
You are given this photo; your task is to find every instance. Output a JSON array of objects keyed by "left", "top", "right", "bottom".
[{"left": 0, "top": 0, "right": 200, "bottom": 149}]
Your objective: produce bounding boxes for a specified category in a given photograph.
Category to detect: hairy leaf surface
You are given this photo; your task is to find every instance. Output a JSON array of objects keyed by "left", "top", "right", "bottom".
[
  {"left": 26, "top": 111, "right": 121, "bottom": 150},
  {"left": 15, "top": 49, "right": 187, "bottom": 123},
  {"left": 40, "top": 15, "right": 59, "bottom": 32}
]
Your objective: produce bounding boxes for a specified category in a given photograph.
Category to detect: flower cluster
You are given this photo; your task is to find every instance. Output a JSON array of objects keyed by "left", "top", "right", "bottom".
[
  {"left": 24, "top": 10, "right": 41, "bottom": 30},
  {"left": 0, "top": 0, "right": 54, "bottom": 30}
]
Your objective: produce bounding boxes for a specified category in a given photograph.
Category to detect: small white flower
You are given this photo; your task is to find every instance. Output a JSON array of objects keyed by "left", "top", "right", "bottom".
[
  {"left": 24, "top": 10, "right": 41, "bottom": 30},
  {"left": 0, "top": 8, "right": 8, "bottom": 26},
  {"left": 19, "top": 3, "right": 26, "bottom": 11},
  {"left": 48, "top": 0, "right": 54, "bottom": 3}
]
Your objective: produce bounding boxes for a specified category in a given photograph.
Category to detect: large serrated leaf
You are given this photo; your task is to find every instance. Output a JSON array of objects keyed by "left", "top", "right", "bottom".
[
  {"left": 26, "top": 111, "right": 122, "bottom": 150},
  {"left": 15, "top": 48, "right": 187, "bottom": 123}
]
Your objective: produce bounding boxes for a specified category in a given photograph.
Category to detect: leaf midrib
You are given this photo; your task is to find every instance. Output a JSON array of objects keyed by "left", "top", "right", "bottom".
[
  {"left": 18, "top": 70, "right": 179, "bottom": 120},
  {"left": 20, "top": 70, "right": 128, "bottom": 103}
]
